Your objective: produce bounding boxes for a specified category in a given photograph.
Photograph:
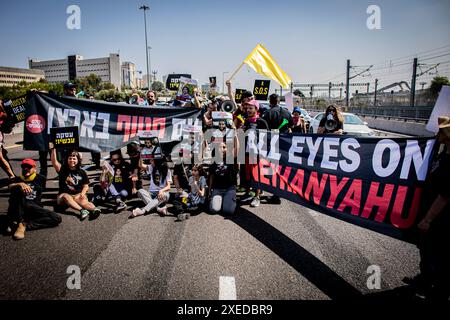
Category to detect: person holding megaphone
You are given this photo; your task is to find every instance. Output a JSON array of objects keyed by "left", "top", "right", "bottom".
[{"left": 317, "top": 105, "right": 345, "bottom": 135}]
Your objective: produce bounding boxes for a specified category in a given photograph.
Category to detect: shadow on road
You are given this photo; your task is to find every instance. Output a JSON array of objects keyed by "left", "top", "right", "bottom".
[{"left": 229, "top": 207, "right": 363, "bottom": 300}]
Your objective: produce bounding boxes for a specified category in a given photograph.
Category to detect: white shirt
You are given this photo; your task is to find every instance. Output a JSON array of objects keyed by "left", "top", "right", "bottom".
[{"left": 147, "top": 165, "right": 172, "bottom": 193}]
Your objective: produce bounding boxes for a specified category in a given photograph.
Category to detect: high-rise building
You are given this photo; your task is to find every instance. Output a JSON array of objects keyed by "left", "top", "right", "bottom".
[
  {"left": 121, "top": 62, "right": 137, "bottom": 89},
  {"left": 0, "top": 66, "right": 45, "bottom": 87},
  {"left": 29, "top": 54, "right": 121, "bottom": 89}
]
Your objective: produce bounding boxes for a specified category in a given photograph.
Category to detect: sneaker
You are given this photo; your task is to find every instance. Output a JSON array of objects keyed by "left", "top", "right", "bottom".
[
  {"left": 131, "top": 208, "right": 145, "bottom": 218},
  {"left": 241, "top": 192, "right": 255, "bottom": 203},
  {"left": 157, "top": 206, "right": 169, "bottom": 216},
  {"left": 237, "top": 186, "right": 246, "bottom": 193},
  {"left": 267, "top": 195, "right": 281, "bottom": 204},
  {"left": 6, "top": 226, "right": 12, "bottom": 234},
  {"left": 177, "top": 213, "right": 191, "bottom": 221},
  {"left": 80, "top": 209, "right": 90, "bottom": 221},
  {"left": 116, "top": 201, "right": 127, "bottom": 213},
  {"left": 92, "top": 195, "right": 103, "bottom": 206},
  {"left": 13, "top": 222, "right": 26, "bottom": 240},
  {"left": 89, "top": 208, "right": 102, "bottom": 220},
  {"left": 250, "top": 197, "right": 261, "bottom": 207}
]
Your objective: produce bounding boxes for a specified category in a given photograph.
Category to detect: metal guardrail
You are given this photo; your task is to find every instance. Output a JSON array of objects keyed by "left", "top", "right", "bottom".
[{"left": 357, "top": 114, "right": 429, "bottom": 123}]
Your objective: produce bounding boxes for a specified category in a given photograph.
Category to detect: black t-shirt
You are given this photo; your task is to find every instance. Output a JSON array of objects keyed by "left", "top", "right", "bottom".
[
  {"left": 427, "top": 152, "right": 450, "bottom": 215},
  {"left": 173, "top": 163, "right": 193, "bottom": 190},
  {"left": 319, "top": 116, "right": 343, "bottom": 133},
  {"left": 10, "top": 174, "right": 46, "bottom": 204},
  {"left": 58, "top": 165, "right": 90, "bottom": 195},
  {"left": 262, "top": 106, "right": 293, "bottom": 133},
  {"left": 209, "top": 163, "right": 237, "bottom": 190}
]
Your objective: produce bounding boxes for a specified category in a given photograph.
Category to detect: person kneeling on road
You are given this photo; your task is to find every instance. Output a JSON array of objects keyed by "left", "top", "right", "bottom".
[
  {"left": 7, "top": 159, "right": 61, "bottom": 240},
  {"left": 50, "top": 144, "right": 101, "bottom": 221}
]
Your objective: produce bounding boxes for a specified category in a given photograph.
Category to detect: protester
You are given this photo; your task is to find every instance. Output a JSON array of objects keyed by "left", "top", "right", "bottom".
[
  {"left": 260, "top": 93, "right": 291, "bottom": 204},
  {"left": 404, "top": 116, "right": 450, "bottom": 300},
  {"left": 126, "top": 142, "right": 142, "bottom": 193},
  {"left": 225, "top": 80, "right": 252, "bottom": 130},
  {"left": 93, "top": 150, "right": 131, "bottom": 213},
  {"left": 208, "top": 142, "right": 238, "bottom": 215},
  {"left": 131, "top": 158, "right": 172, "bottom": 218},
  {"left": 173, "top": 164, "right": 207, "bottom": 219},
  {"left": 50, "top": 145, "right": 101, "bottom": 220},
  {"left": 317, "top": 104, "right": 344, "bottom": 135},
  {"left": 7, "top": 159, "right": 61, "bottom": 240},
  {"left": 262, "top": 93, "right": 293, "bottom": 134},
  {"left": 0, "top": 99, "right": 16, "bottom": 179},
  {"left": 146, "top": 90, "right": 157, "bottom": 106},
  {"left": 291, "top": 106, "right": 307, "bottom": 133},
  {"left": 203, "top": 97, "right": 219, "bottom": 129}
]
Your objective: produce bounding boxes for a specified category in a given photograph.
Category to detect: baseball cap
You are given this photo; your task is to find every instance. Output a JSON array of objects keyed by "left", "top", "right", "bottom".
[
  {"left": 243, "top": 99, "right": 259, "bottom": 110},
  {"left": 293, "top": 106, "right": 302, "bottom": 114},
  {"left": 21, "top": 158, "right": 36, "bottom": 167},
  {"left": 63, "top": 82, "right": 77, "bottom": 90}
]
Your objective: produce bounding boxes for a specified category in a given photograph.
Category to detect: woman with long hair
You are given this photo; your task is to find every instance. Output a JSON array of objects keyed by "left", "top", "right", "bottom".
[{"left": 317, "top": 104, "right": 345, "bottom": 135}]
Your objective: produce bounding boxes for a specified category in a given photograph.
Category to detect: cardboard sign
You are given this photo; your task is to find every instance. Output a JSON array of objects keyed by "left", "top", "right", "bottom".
[
  {"left": 50, "top": 126, "right": 79, "bottom": 149},
  {"left": 166, "top": 74, "right": 192, "bottom": 91},
  {"left": 209, "top": 77, "right": 217, "bottom": 88},
  {"left": 3, "top": 95, "right": 27, "bottom": 124},
  {"left": 138, "top": 130, "right": 163, "bottom": 160},
  {"left": 176, "top": 77, "right": 198, "bottom": 102},
  {"left": 235, "top": 89, "right": 246, "bottom": 103},
  {"left": 253, "top": 80, "right": 271, "bottom": 101},
  {"left": 284, "top": 92, "right": 294, "bottom": 113},
  {"left": 426, "top": 85, "right": 450, "bottom": 133}
]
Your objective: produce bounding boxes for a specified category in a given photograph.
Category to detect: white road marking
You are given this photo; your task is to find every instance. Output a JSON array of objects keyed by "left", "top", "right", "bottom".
[{"left": 219, "top": 276, "right": 236, "bottom": 300}]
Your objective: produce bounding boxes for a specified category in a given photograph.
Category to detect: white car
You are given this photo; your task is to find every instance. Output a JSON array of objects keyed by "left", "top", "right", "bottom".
[{"left": 309, "top": 112, "right": 375, "bottom": 137}]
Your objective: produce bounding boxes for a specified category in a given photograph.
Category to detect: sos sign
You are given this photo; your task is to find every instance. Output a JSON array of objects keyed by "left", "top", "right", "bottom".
[
  {"left": 235, "top": 89, "right": 246, "bottom": 103},
  {"left": 253, "top": 80, "right": 270, "bottom": 101}
]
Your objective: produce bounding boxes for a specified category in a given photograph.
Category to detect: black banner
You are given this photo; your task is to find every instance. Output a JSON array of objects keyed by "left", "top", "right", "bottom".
[
  {"left": 3, "top": 94, "right": 27, "bottom": 124},
  {"left": 24, "top": 93, "right": 202, "bottom": 152},
  {"left": 253, "top": 80, "right": 270, "bottom": 101},
  {"left": 50, "top": 126, "right": 79, "bottom": 149},
  {"left": 249, "top": 131, "right": 436, "bottom": 243},
  {"left": 166, "top": 74, "right": 192, "bottom": 91}
]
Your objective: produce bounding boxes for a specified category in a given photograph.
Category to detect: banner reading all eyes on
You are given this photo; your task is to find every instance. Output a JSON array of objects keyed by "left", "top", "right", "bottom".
[
  {"left": 248, "top": 131, "right": 437, "bottom": 244},
  {"left": 23, "top": 92, "right": 202, "bottom": 152}
]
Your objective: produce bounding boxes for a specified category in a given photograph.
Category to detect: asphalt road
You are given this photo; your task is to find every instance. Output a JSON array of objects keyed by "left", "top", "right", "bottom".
[{"left": 0, "top": 131, "right": 421, "bottom": 300}]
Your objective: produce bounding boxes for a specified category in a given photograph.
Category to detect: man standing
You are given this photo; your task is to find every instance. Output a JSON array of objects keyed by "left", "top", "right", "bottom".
[
  {"left": 7, "top": 159, "right": 61, "bottom": 240},
  {"left": 261, "top": 93, "right": 293, "bottom": 204}
]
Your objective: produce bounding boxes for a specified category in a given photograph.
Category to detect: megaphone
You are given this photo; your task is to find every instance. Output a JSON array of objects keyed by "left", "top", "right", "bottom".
[
  {"left": 325, "top": 114, "right": 337, "bottom": 132},
  {"left": 220, "top": 100, "right": 237, "bottom": 113}
]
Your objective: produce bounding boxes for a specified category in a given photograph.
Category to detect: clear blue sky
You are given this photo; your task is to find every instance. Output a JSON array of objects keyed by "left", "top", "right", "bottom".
[{"left": 1, "top": 0, "right": 449, "bottom": 95}]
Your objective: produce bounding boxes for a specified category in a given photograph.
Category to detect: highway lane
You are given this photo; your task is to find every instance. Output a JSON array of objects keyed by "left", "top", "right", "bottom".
[{"left": 0, "top": 131, "right": 420, "bottom": 300}]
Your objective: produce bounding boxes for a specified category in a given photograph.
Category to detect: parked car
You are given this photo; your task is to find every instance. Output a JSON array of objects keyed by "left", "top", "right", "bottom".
[{"left": 309, "top": 112, "right": 375, "bottom": 137}]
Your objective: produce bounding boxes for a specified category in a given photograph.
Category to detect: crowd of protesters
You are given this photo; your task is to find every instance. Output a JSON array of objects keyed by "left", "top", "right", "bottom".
[{"left": 0, "top": 80, "right": 448, "bottom": 301}]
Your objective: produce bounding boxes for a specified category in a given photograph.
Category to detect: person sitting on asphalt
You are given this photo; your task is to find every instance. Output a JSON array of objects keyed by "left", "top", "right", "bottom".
[
  {"left": 131, "top": 158, "right": 172, "bottom": 218},
  {"left": 126, "top": 141, "right": 142, "bottom": 193},
  {"left": 50, "top": 144, "right": 101, "bottom": 221},
  {"left": 7, "top": 159, "right": 61, "bottom": 240},
  {"left": 92, "top": 150, "right": 132, "bottom": 213}
]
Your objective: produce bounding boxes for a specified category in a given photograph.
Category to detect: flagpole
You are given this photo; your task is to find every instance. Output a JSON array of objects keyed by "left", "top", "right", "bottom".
[{"left": 227, "top": 62, "right": 245, "bottom": 82}]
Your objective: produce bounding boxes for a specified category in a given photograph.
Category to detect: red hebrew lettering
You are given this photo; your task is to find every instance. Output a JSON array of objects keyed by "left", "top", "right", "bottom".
[{"left": 117, "top": 115, "right": 131, "bottom": 142}]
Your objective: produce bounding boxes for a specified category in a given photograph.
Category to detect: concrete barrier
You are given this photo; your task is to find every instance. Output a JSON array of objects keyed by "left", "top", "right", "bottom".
[{"left": 359, "top": 115, "right": 434, "bottom": 137}]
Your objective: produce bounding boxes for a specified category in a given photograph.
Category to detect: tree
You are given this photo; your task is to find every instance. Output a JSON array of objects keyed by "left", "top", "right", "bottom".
[
  {"left": 429, "top": 76, "right": 450, "bottom": 98},
  {"left": 151, "top": 81, "right": 164, "bottom": 92}
]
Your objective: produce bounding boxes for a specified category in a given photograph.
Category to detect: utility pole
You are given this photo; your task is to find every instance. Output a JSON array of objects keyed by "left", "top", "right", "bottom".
[
  {"left": 280, "top": 85, "right": 283, "bottom": 98},
  {"left": 139, "top": 5, "right": 150, "bottom": 90},
  {"left": 374, "top": 79, "right": 378, "bottom": 108},
  {"left": 411, "top": 58, "right": 418, "bottom": 107},
  {"left": 346, "top": 59, "right": 350, "bottom": 107},
  {"left": 328, "top": 82, "right": 332, "bottom": 100}
]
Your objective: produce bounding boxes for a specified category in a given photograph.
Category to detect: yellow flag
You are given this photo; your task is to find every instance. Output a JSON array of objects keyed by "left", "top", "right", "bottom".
[{"left": 243, "top": 44, "right": 292, "bottom": 89}]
